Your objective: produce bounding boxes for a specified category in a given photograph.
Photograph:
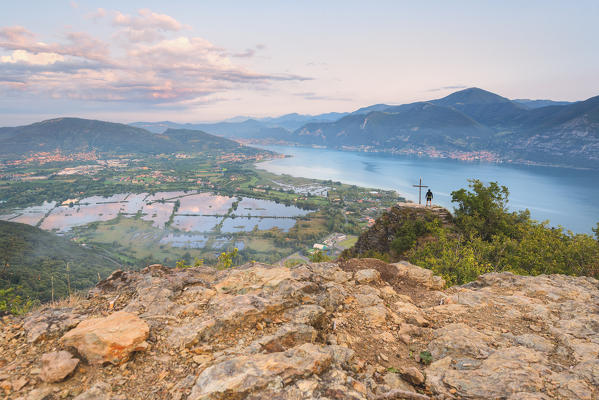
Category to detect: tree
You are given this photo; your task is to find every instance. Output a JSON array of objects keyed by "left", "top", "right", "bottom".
[{"left": 451, "top": 179, "right": 529, "bottom": 241}]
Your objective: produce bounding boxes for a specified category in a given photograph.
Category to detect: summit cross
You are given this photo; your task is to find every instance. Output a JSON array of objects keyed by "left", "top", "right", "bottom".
[{"left": 412, "top": 177, "right": 428, "bottom": 205}]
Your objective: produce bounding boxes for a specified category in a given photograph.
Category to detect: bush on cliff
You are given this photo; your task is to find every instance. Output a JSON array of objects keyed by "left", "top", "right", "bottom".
[{"left": 406, "top": 179, "right": 599, "bottom": 284}]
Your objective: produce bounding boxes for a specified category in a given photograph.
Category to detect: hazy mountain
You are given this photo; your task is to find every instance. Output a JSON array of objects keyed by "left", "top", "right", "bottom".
[
  {"left": 291, "top": 88, "right": 599, "bottom": 168},
  {"left": 295, "top": 101, "right": 492, "bottom": 150},
  {"left": 513, "top": 99, "right": 574, "bottom": 109},
  {"left": 131, "top": 112, "right": 349, "bottom": 137},
  {"left": 0, "top": 118, "right": 253, "bottom": 158}
]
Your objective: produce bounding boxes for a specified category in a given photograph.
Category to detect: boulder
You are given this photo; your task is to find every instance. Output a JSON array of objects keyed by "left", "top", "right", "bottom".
[
  {"left": 188, "top": 343, "right": 333, "bottom": 399},
  {"left": 61, "top": 311, "right": 149, "bottom": 365},
  {"left": 40, "top": 351, "right": 79, "bottom": 383},
  {"left": 392, "top": 261, "right": 445, "bottom": 290},
  {"left": 354, "top": 269, "right": 380, "bottom": 284}
]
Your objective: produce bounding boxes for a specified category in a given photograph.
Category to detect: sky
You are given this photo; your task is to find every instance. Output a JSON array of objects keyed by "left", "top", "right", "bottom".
[{"left": 1, "top": 0, "right": 598, "bottom": 125}]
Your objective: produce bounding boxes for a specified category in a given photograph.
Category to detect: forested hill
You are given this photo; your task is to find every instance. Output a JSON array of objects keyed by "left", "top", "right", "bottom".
[
  {"left": 0, "top": 220, "right": 120, "bottom": 306},
  {"left": 0, "top": 118, "right": 256, "bottom": 158}
]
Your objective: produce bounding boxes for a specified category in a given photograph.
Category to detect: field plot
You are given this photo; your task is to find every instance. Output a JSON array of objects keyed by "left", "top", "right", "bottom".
[
  {"left": 233, "top": 198, "right": 309, "bottom": 217},
  {"left": 178, "top": 193, "right": 235, "bottom": 215},
  {"left": 141, "top": 202, "right": 174, "bottom": 228},
  {"left": 171, "top": 215, "right": 222, "bottom": 232},
  {"left": 41, "top": 203, "right": 123, "bottom": 232},
  {"left": 0, "top": 190, "right": 315, "bottom": 265},
  {"left": 9, "top": 201, "right": 57, "bottom": 226}
]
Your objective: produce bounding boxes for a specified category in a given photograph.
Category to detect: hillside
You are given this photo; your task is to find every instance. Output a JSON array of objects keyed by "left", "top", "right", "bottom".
[
  {"left": 0, "top": 220, "right": 121, "bottom": 304},
  {"left": 295, "top": 102, "right": 493, "bottom": 151},
  {"left": 0, "top": 260, "right": 597, "bottom": 398},
  {"left": 0, "top": 118, "right": 256, "bottom": 159}
]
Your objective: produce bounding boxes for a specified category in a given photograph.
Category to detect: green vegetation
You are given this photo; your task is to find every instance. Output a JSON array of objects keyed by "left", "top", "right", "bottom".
[
  {"left": 0, "top": 287, "right": 35, "bottom": 315},
  {"left": 407, "top": 180, "right": 599, "bottom": 285},
  {"left": 217, "top": 248, "right": 239, "bottom": 269},
  {"left": 308, "top": 250, "right": 332, "bottom": 263},
  {"left": 419, "top": 351, "right": 433, "bottom": 365},
  {"left": 0, "top": 220, "right": 121, "bottom": 305},
  {"left": 347, "top": 179, "right": 599, "bottom": 286}
]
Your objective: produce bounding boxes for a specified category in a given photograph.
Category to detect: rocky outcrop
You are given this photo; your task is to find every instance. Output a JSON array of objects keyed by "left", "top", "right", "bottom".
[
  {"left": 0, "top": 259, "right": 597, "bottom": 399},
  {"left": 342, "top": 203, "right": 453, "bottom": 260}
]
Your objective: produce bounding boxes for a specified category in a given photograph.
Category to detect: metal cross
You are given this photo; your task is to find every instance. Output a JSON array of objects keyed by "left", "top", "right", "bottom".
[{"left": 412, "top": 177, "right": 428, "bottom": 205}]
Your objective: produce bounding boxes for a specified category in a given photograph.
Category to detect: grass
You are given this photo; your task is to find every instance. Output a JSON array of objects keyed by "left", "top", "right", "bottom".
[{"left": 339, "top": 235, "right": 358, "bottom": 248}]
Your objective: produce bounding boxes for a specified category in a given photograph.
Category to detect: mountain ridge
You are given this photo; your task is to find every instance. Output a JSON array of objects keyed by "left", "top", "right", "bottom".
[{"left": 0, "top": 118, "right": 254, "bottom": 158}]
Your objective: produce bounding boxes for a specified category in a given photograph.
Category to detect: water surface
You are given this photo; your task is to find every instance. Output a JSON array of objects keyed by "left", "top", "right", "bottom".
[{"left": 257, "top": 145, "right": 599, "bottom": 233}]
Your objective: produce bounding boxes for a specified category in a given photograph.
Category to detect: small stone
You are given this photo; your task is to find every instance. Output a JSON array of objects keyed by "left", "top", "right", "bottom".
[
  {"left": 192, "top": 354, "right": 212, "bottom": 365},
  {"left": 379, "top": 353, "right": 389, "bottom": 362},
  {"left": 400, "top": 366, "right": 425, "bottom": 386},
  {"left": 41, "top": 351, "right": 79, "bottom": 383},
  {"left": 12, "top": 377, "right": 28, "bottom": 391},
  {"left": 0, "top": 380, "right": 11, "bottom": 393},
  {"left": 399, "top": 334, "right": 411, "bottom": 344}
]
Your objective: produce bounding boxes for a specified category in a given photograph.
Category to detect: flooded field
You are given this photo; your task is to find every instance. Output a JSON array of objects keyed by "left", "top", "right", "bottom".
[{"left": 0, "top": 191, "right": 310, "bottom": 254}]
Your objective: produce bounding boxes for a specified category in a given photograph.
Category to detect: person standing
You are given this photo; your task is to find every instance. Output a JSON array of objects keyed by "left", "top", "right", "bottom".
[{"left": 425, "top": 189, "right": 433, "bottom": 207}]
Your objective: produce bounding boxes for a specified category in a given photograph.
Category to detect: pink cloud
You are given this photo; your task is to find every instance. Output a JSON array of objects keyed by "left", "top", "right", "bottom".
[{"left": 0, "top": 11, "right": 309, "bottom": 107}]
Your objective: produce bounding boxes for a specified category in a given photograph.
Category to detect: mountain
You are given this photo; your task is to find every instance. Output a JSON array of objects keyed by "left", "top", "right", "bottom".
[
  {"left": 295, "top": 101, "right": 493, "bottom": 150},
  {"left": 290, "top": 88, "right": 599, "bottom": 168},
  {"left": 430, "top": 88, "right": 529, "bottom": 127},
  {"left": 131, "top": 119, "right": 290, "bottom": 139},
  {"left": 0, "top": 118, "right": 255, "bottom": 158},
  {"left": 0, "top": 220, "right": 121, "bottom": 303},
  {"left": 131, "top": 112, "right": 349, "bottom": 138},
  {"left": 513, "top": 99, "right": 574, "bottom": 109}
]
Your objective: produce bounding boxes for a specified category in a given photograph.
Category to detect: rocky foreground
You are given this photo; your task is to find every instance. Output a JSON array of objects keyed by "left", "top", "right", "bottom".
[{"left": 0, "top": 259, "right": 598, "bottom": 399}]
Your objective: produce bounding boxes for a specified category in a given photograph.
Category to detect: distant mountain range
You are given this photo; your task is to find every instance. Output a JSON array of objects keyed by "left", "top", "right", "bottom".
[
  {"left": 1, "top": 88, "right": 597, "bottom": 168},
  {"left": 0, "top": 118, "right": 256, "bottom": 158},
  {"left": 293, "top": 88, "right": 599, "bottom": 168},
  {"left": 131, "top": 112, "right": 348, "bottom": 135},
  {"left": 131, "top": 88, "right": 599, "bottom": 168}
]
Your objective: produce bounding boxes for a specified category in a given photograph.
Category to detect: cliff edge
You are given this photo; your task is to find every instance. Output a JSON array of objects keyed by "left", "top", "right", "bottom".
[{"left": 0, "top": 259, "right": 598, "bottom": 399}]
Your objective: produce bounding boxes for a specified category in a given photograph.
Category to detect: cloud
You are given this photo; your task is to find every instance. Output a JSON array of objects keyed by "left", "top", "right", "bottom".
[
  {"left": 0, "top": 11, "right": 308, "bottom": 107},
  {"left": 113, "top": 9, "right": 184, "bottom": 31},
  {"left": 427, "top": 85, "right": 467, "bottom": 92},
  {"left": 293, "top": 92, "right": 351, "bottom": 101}
]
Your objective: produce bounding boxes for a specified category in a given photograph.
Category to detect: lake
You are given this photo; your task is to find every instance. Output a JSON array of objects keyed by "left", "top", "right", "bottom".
[{"left": 256, "top": 145, "right": 599, "bottom": 234}]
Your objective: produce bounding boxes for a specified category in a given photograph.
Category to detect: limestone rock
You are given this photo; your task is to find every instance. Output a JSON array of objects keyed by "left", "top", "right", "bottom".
[
  {"left": 427, "top": 347, "right": 548, "bottom": 398},
  {"left": 392, "top": 261, "right": 446, "bottom": 290},
  {"left": 3, "top": 261, "right": 598, "bottom": 399},
  {"left": 23, "top": 308, "right": 83, "bottom": 343},
  {"left": 400, "top": 366, "right": 425, "bottom": 386},
  {"left": 40, "top": 351, "right": 79, "bottom": 383},
  {"left": 188, "top": 343, "right": 333, "bottom": 399},
  {"left": 427, "top": 323, "right": 494, "bottom": 359},
  {"left": 354, "top": 268, "right": 380, "bottom": 284},
  {"left": 61, "top": 311, "right": 149, "bottom": 365}
]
